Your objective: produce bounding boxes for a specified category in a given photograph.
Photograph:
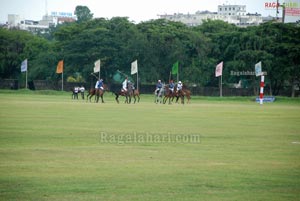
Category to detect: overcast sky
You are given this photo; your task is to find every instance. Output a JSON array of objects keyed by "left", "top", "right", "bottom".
[{"left": 0, "top": 0, "right": 280, "bottom": 23}]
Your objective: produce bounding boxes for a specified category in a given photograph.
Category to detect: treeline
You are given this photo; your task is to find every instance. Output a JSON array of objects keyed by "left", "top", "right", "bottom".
[{"left": 0, "top": 16, "right": 299, "bottom": 96}]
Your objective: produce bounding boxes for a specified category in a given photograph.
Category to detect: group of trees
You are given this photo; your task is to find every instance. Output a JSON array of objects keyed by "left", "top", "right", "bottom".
[{"left": 0, "top": 6, "right": 299, "bottom": 96}]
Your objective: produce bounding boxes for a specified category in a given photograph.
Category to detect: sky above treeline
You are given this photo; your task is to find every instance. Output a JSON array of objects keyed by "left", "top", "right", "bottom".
[{"left": 0, "top": 0, "right": 281, "bottom": 23}]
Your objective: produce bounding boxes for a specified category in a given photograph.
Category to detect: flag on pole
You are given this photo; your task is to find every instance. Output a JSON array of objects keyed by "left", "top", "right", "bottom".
[
  {"left": 215, "top": 61, "right": 223, "bottom": 77},
  {"left": 255, "top": 61, "right": 262, "bottom": 77},
  {"left": 56, "top": 60, "right": 64, "bottom": 74},
  {"left": 172, "top": 61, "right": 179, "bottom": 75},
  {"left": 94, "top": 59, "right": 100, "bottom": 73},
  {"left": 131, "top": 60, "right": 138, "bottom": 75},
  {"left": 21, "top": 59, "right": 27, "bottom": 72}
]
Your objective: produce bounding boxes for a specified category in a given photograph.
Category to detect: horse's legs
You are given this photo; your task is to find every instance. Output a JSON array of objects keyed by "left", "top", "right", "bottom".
[
  {"left": 93, "top": 94, "right": 96, "bottom": 102},
  {"left": 168, "top": 96, "right": 172, "bottom": 104},
  {"left": 128, "top": 94, "right": 131, "bottom": 104},
  {"left": 90, "top": 94, "right": 94, "bottom": 102},
  {"left": 186, "top": 95, "right": 190, "bottom": 104},
  {"left": 125, "top": 95, "right": 129, "bottom": 104},
  {"left": 115, "top": 93, "right": 119, "bottom": 104},
  {"left": 96, "top": 94, "right": 100, "bottom": 103}
]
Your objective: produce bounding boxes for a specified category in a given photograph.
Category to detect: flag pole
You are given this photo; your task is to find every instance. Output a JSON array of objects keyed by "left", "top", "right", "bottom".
[
  {"left": 177, "top": 63, "right": 179, "bottom": 82},
  {"left": 26, "top": 70, "right": 28, "bottom": 89},
  {"left": 137, "top": 60, "right": 139, "bottom": 91},
  {"left": 62, "top": 71, "right": 64, "bottom": 91},
  {"left": 26, "top": 59, "right": 28, "bottom": 89},
  {"left": 137, "top": 69, "right": 139, "bottom": 91},
  {"left": 220, "top": 75, "right": 222, "bottom": 97},
  {"left": 99, "top": 59, "right": 101, "bottom": 79}
]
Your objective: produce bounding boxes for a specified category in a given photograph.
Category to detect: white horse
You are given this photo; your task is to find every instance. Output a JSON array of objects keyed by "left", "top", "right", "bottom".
[{"left": 154, "top": 83, "right": 165, "bottom": 104}]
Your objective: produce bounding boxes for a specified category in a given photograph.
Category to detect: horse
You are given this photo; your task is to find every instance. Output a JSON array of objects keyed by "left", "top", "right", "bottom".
[
  {"left": 127, "top": 83, "right": 140, "bottom": 104},
  {"left": 173, "top": 85, "right": 185, "bottom": 104},
  {"left": 86, "top": 84, "right": 108, "bottom": 103},
  {"left": 154, "top": 84, "right": 165, "bottom": 104},
  {"left": 163, "top": 85, "right": 177, "bottom": 104},
  {"left": 133, "top": 89, "right": 140, "bottom": 103},
  {"left": 174, "top": 85, "right": 191, "bottom": 104},
  {"left": 114, "top": 90, "right": 129, "bottom": 104},
  {"left": 183, "top": 88, "right": 191, "bottom": 104}
]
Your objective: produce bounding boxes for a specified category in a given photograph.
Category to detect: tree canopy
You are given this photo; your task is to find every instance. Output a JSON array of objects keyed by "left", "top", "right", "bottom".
[
  {"left": 1, "top": 12, "right": 299, "bottom": 96},
  {"left": 74, "top": 5, "right": 93, "bottom": 23}
]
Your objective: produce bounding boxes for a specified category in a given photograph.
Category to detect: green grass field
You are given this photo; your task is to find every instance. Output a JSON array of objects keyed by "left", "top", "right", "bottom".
[{"left": 0, "top": 90, "right": 300, "bottom": 201}]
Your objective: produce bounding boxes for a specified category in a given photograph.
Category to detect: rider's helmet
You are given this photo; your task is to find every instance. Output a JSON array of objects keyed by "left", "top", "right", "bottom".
[{"left": 178, "top": 81, "right": 182, "bottom": 84}]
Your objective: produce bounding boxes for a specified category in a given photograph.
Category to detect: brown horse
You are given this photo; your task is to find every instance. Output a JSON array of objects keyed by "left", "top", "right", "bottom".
[
  {"left": 86, "top": 84, "right": 108, "bottom": 103},
  {"left": 176, "top": 89, "right": 185, "bottom": 104},
  {"left": 114, "top": 90, "right": 129, "bottom": 104},
  {"left": 127, "top": 83, "right": 140, "bottom": 104},
  {"left": 163, "top": 85, "right": 177, "bottom": 104},
  {"left": 183, "top": 88, "right": 191, "bottom": 104},
  {"left": 174, "top": 86, "right": 191, "bottom": 104},
  {"left": 133, "top": 89, "right": 140, "bottom": 103}
]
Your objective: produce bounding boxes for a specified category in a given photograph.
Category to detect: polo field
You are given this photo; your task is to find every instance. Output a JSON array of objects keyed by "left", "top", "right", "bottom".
[{"left": 0, "top": 90, "right": 299, "bottom": 201}]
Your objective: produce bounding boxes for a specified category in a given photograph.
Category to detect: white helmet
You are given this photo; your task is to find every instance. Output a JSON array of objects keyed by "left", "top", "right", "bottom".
[
  {"left": 178, "top": 81, "right": 182, "bottom": 84},
  {"left": 158, "top": 80, "right": 161, "bottom": 82}
]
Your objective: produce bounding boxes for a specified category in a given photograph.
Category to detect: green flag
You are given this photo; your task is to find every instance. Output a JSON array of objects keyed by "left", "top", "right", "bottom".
[{"left": 172, "top": 61, "right": 179, "bottom": 75}]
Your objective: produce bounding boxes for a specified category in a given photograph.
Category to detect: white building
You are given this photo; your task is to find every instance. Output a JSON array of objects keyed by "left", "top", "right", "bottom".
[
  {"left": 6, "top": 12, "right": 75, "bottom": 34},
  {"left": 7, "top": 14, "right": 21, "bottom": 27},
  {"left": 159, "top": 4, "right": 265, "bottom": 27},
  {"left": 218, "top": 4, "right": 246, "bottom": 16}
]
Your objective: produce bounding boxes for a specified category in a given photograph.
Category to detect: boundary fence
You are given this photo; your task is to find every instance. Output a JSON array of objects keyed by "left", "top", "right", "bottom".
[{"left": 0, "top": 79, "right": 298, "bottom": 97}]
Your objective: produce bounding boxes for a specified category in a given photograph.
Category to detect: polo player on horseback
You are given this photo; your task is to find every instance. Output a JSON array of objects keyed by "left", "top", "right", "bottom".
[
  {"left": 95, "top": 79, "right": 104, "bottom": 93},
  {"left": 155, "top": 80, "right": 162, "bottom": 96},
  {"left": 168, "top": 80, "right": 175, "bottom": 95},
  {"left": 122, "top": 77, "right": 128, "bottom": 92},
  {"left": 177, "top": 81, "right": 183, "bottom": 93}
]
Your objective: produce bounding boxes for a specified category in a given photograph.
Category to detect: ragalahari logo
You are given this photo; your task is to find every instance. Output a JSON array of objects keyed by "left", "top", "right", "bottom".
[{"left": 264, "top": 1, "right": 281, "bottom": 9}]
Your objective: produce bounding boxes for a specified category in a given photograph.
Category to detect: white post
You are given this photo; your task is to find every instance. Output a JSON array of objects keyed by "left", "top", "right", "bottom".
[{"left": 259, "top": 75, "right": 265, "bottom": 105}]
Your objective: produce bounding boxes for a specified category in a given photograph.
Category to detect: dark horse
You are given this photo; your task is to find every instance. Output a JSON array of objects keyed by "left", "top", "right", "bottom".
[
  {"left": 86, "top": 84, "right": 108, "bottom": 103},
  {"left": 114, "top": 90, "right": 129, "bottom": 104}
]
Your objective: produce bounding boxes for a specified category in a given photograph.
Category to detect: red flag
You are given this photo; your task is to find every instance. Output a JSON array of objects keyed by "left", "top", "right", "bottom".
[
  {"left": 56, "top": 60, "right": 64, "bottom": 74},
  {"left": 215, "top": 61, "right": 223, "bottom": 77}
]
